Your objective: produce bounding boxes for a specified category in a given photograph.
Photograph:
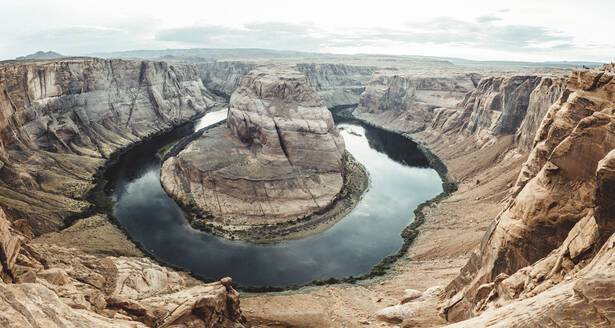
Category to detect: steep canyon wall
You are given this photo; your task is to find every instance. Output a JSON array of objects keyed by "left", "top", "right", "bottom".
[{"left": 0, "top": 58, "right": 218, "bottom": 233}]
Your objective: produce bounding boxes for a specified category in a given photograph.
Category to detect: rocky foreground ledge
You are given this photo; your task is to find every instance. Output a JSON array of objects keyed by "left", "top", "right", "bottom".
[
  {"left": 161, "top": 67, "right": 368, "bottom": 241},
  {"left": 0, "top": 207, "right": 245, "bottom": 327}
]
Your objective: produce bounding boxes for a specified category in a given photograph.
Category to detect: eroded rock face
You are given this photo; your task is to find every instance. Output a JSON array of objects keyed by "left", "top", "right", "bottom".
[
  {"left": 445, "top": 150, "right": 615, "bottom": 327},
  {"left": 0, "top": 208, "right": 24, "bottom": 283},
  {"left": 161, "top": 67, "right": 345, "bottom": 225},
  {"left": 442, "top": 66, "right": 615, "bottom": 323},
  {"left": 515, "top": 77, "right": 566, "bottom": 152},
  {"left": 295, "top": 63, "right": 376, "bottom": 108},
  {"left": 353, "top": 71, "right": 478, "bottom": 132},
  {"left": 427, "top": 75, "right": 565, "bottom": 150},
  {"left": 0, "top": 58, "right": 215, "bottom": 157},
  {"left": 0, "top": 207, "right": 245, "bottom": 328},
  {"left": 197, "top": 61, "right": 257, "bottom": 99},
  {"left": 197, "top": 61, "right": 376, "bottom": 108},
  {"left": 0, "top": 58, "right": 217, "bottom": 234}
]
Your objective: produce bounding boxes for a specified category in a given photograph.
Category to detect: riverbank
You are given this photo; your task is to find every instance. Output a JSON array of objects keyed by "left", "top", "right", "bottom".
[{"left": 33, "top": 105, "right": 224, "bottom": 258}]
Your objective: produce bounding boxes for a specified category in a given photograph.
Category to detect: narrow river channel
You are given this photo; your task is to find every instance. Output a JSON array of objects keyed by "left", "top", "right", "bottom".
[{"left": 107, "top": 108, "right": 442, "bottom": 286}]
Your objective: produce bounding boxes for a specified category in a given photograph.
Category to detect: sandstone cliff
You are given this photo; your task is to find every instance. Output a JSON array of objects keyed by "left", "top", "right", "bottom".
[
  {"left": 196, "top": 61, "right": 375, "bottom": 108},
  {"left": 295, "top": 63, "right": 376, "bottom": 108},
  {"left": 0, "top": 58, "right": 217, "bottom": 233},
  {"left": 197, "top": 61, "right": 257, "bottom": 99},
  {"left": 441, "top": 65, "right": 615, "bottom": 325},
  {"left": 0, "top": 207, "right": 245, "bottom": 327},
  {"left": 354, "top": 71, "right": 566, "bottom": 155},
  {"left": 428, "top": 75, "right": 565, "bottom": 150},
  {"left": 353, "top": 71, "right": 479, "bottom": 133},
  {"left": 161, "top": 67, "right": 346, "bottom": 227}
]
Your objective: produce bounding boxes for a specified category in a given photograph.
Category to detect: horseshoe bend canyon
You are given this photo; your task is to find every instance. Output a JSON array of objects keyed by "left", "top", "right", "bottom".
[
  {"left": 159, "top": 67, "right": 367, "bottom": 242},
  {"left": 1, "top": 4, "right": 615, "bottom": 327}
]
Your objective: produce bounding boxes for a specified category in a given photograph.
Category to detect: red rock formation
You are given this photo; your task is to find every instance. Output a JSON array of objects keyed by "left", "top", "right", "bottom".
[{"left": 442, "top": 66, "right": 615, "bottom": 324}]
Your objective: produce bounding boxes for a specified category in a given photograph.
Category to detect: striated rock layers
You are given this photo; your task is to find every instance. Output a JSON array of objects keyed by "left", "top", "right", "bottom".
[
  {"left": 196, "top": 61, "right": 375, "bottom": 108},
  {"left": 0, "top": 207, "right": 245, "bottom": 327},
  {"left": 353, "top": 71, "right": 479, "bottom": 133},
  {"left": 295, "top": 63, "right": 376, "bottom": 108},
  {"left": 197, "top": 61, "right": 257, "bottom": 99},
  {"left": 0, "top": 58, "right": 217, "bottom": 233},
  {"left": 429, "top": 75, "right": 565, "bottom": 150},
  {"left": 161, "top": 67, "right": 345, "bottom": 226},
  {"left": 441, "top": 66, "right": 615, "bottom": 325},
  {"left": 354, "top": 71, "right": 566, "bottom": 156}
]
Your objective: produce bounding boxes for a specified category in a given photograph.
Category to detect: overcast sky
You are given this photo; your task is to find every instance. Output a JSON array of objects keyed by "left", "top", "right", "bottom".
[{"left": 1, "top": 0, "right": 613, "bottom": 62}]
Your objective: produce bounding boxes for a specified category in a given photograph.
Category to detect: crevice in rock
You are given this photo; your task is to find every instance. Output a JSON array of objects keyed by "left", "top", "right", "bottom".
[{"left": 273, "top": 120, "right": 292, "bottom": 166}]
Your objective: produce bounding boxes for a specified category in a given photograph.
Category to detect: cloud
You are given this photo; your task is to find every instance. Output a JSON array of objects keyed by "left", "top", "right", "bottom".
[
  {"left": 4, "top": 21, "right": 162, "bottom": 57},
  {"left": 154, "top": 17, "right": 574, "bottom": 54},
  {"left": 398, "top": 17, "right": 573, "bottom": 50},
  {"left": 2, "top": 15, "right": 580, "bottom": 61},
  {"left": 476, "top": 15, "right": 502, "bottom": 23},
  {"left": 156, "top": 23, "right": 325, "bottom": 52}
]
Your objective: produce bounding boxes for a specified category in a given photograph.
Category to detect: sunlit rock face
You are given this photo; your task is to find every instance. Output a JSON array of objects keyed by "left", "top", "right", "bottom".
[
  {"left": 441, "top": 66, "right": 615, "bottom": 325},
  {"left": 161, "top": 67, "right": 346, "bottom": 225},
  {"left": 353, "top": 71, "right": 478, "bottom": 133}
]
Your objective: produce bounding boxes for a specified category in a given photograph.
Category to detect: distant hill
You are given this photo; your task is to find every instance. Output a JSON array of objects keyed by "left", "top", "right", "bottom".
[
  {"left": 16, "top": 51, "right": 65, "bottom": 61},
  {"left": 89, "top": 47, "right": 604, "bottom": 70},
  {"left": 89, "top": 48, "right": 320, "bottom": 61},
  {"left": 411, "top": 55, "right": 606, "bottom": 69}
]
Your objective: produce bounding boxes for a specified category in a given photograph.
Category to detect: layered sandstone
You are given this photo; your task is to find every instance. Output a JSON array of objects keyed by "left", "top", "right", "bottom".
[
  {"left": 441, "top": 66, "right": 615, "bottom": 324},
  {"left": 196, "top": 61, "right": 376, "bottom": 108},
  {"left": 197, "top": 61, "right": 257, "bottom": 98},
  {"left": 295, "top": 63, "right": 376, "bottom": 108},
  {"left": 161, "top": 67, "right": 345, "bottom": 226},
  {"left": 425, "top": 75, "right": 565, "bottom": 152},
  {"left": 353, "top": 71, "right": 566, "bottom": 154},
  {"left": 0, "top": 207, "right": 245, "bottom": 327},
  {"left": 353, "top": 71, "right": 479, "bottom": 133},
  {"left": 0, "top": 58, "right": 217, "bottom": 233}
]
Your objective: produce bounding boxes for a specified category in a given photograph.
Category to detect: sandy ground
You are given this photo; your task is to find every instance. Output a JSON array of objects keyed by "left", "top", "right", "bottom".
[{"left": 241, "top": 135, "right": 527, "bottom": 327}]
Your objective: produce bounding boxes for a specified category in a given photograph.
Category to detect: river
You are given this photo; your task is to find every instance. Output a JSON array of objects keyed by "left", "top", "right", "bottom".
[{"left": 107, "top": 108, "right": 442, "bottom": 286}]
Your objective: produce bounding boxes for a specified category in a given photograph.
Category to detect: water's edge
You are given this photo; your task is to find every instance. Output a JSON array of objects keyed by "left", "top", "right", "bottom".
[{"left": 61, "top": 104, "right": 457, "bottom": 293}]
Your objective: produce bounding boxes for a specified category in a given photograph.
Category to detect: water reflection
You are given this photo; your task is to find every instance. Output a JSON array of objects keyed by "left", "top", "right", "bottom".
[
  {"left": 109, "top": 109, "right": 442, "bottom": 286},
  {"left": 194, "top": 108, "right": 228, "bottom": 131}
]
